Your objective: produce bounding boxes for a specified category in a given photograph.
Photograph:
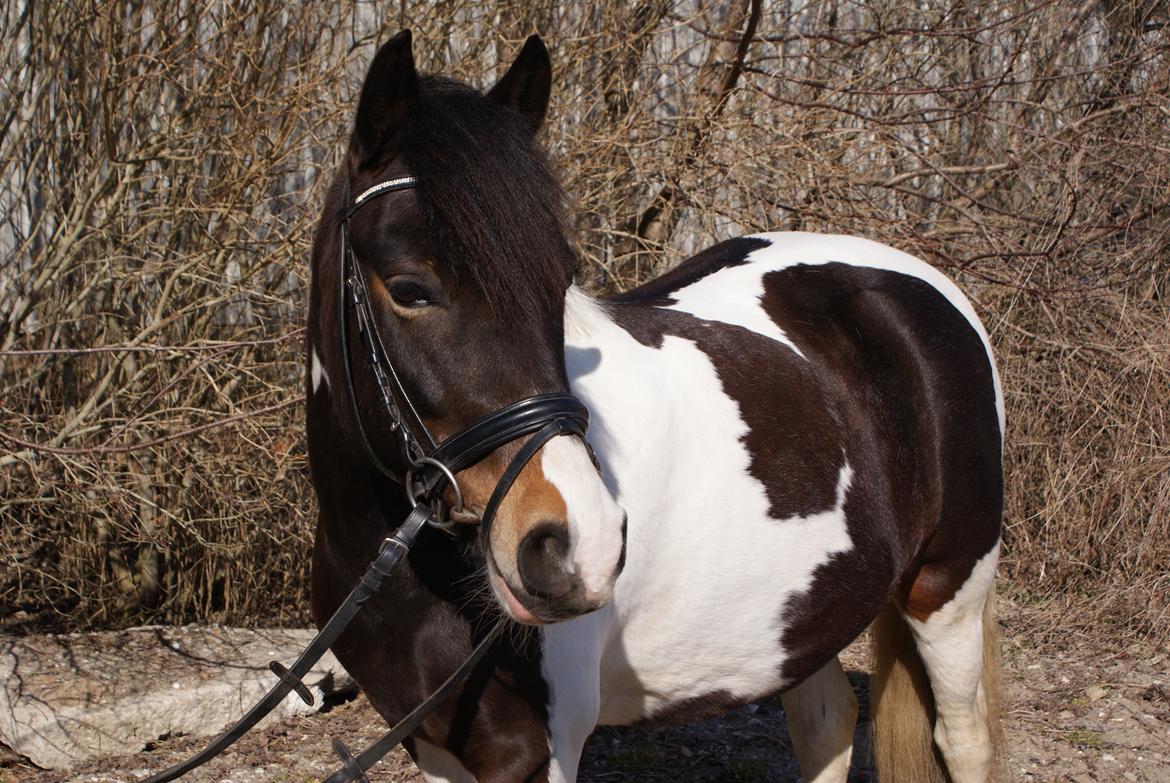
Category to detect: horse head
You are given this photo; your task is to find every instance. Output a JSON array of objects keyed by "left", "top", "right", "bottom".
[{"left": 309, "top": 31, "right": 625, "bottom": 625}]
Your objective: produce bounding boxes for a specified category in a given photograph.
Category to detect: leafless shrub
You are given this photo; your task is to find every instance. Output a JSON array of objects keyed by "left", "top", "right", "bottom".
[{"left": 2, "top": 0, "right": 1167, "bottom": 637}]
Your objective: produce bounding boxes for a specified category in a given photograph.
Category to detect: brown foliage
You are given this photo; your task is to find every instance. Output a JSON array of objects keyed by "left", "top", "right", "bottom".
[{"left": 2, "top": 1, "right": 1167, "bottom": 636}]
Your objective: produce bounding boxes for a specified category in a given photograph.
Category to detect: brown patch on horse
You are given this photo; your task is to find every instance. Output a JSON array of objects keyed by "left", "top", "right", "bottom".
[
  {"left": 756, "top": 263, "right": 1001, "bottom": 678},
  {"left": 456, "top": 448, "right": 569, "bottom": 570},
  {"left": 639, "top": 690, "right": 750, "bottom": 726},
  {"left": 904, "top": 559, "right": 981, "bottom": 621}
]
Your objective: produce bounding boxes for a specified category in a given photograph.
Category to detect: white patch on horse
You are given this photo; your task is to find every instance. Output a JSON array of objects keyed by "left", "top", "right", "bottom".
[
  {"left": 905, "top": 545, "right": 1000, "bottom": 783},
  {"left": 559, "top": 287, "right": 856, "bottom": 726},
  {"left": 540, "top": 436, "right": 625, "bottom": 600},
  {"left": 663, "top": 265, "right": 806, "bottom": 357},
  {"left": 310, "top": 347, "right": 330, "bottom": 393},
  {"left": 412, "top": 738, "right": 476, "bottom": 783}
]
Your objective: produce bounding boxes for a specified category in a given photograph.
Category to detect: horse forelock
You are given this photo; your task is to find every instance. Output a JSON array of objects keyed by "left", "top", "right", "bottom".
[{"left": 395, "top": 75, "right": 576, "bottom": 326}]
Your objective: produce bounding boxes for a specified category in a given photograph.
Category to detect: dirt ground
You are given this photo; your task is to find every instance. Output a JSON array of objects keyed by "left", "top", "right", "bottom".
[{"left": 3, "top": 599, "right": 1167, "bottom": 783}]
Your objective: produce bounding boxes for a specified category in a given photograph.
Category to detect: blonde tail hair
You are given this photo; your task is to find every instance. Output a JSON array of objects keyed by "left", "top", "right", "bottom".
[{"left": 870, "top": 588, "right": 1004, "bottom": 782}]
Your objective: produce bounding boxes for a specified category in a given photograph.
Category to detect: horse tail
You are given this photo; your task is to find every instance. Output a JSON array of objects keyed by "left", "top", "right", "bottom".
[
  {"left": 980, "top": 584, "right": 1007, "bottom": 779},
  {"left": 870, "top": 586, "right": 1006, "bottom": 782},
  {"left": 870, "top": 602, "right": 947, "bottom": 782}
]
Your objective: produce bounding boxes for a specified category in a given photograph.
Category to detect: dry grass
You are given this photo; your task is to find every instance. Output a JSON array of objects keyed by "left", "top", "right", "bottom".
[{"left": 1, "top": 1, "right": 1167, "bottom": 638}]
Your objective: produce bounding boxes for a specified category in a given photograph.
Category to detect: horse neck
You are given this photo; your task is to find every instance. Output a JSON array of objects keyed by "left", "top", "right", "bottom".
[{"left": 562, "top": 287, "right": 676, "bottom": 507}]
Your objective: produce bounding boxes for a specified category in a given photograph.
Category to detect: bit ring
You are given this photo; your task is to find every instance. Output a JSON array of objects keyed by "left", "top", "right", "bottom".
[{"left": 405, "top": 457, "right": 464, "bottom": 515}]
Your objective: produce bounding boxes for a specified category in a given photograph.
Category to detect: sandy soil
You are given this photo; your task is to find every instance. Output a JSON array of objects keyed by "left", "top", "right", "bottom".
[{"left": 3, "top": 600, "right": 1167, "bottom": 782}]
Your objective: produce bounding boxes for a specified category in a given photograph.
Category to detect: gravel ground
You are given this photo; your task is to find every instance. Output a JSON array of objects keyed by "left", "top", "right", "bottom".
[{"left": 3, "top": 600, "right": 1167, "bottom": 782}]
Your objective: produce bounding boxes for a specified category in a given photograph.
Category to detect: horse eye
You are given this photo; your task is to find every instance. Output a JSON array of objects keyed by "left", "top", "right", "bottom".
[{"left": 387, "top": 280, "right": 431, "bottom": 309}]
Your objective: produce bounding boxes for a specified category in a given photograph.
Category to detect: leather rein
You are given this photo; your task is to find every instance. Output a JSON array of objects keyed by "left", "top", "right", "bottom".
[{"left": 142, "top": 176, "right": 593, "bottom": 783}]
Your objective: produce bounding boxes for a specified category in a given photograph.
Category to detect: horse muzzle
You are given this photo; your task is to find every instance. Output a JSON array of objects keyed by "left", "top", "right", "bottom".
[{"left": 489, "top": 530, "right": 622, "bottom": 625}]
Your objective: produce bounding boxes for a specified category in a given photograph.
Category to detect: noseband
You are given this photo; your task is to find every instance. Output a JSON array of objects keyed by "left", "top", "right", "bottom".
[
  {"left": 144, "top": 176, "right": 595, "bottom": 783},
  {"left": 337, "top": 174, "right": 591, "bottom": 532}
]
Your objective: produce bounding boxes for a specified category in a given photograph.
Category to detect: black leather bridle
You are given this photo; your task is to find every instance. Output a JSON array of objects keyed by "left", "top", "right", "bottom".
[
  {"left": 338, "top": 174, "right": 592, "bottom": 533},
  {"left": 142, "top": 175, "right": 595, "bottom": 783}
]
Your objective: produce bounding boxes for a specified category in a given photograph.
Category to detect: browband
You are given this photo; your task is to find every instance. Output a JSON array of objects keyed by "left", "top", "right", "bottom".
[{"left": 340, "top": 176, "right": 418, "bottom": 221}]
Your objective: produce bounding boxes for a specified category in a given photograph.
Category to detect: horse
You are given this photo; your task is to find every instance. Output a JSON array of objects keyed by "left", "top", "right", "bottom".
[{"left": 305, "top": 30, "right": 1005, "bottom": 783}]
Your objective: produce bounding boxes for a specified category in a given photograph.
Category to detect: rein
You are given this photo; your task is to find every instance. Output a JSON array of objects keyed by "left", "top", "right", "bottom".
[{"left": 142, "top": 176, "right": 593, "bottom": 783}]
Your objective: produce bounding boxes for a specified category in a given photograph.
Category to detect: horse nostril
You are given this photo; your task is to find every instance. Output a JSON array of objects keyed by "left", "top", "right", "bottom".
[{"left": 516, "top": 521, "right": 574, "bottom": 600}]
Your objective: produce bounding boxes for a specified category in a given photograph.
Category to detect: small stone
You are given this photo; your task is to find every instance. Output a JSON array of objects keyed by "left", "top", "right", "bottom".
[
  {"left": 1141, "top": 684, "right": 1169, "bottom": 702},
  {"left": 1086, "top": 685, "right": 1108, "bottom": 702}
]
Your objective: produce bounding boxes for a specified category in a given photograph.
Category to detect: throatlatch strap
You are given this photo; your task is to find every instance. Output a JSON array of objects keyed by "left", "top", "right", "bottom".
[{"left": 140, "top": 504, "right": 434, "bottom": 783}]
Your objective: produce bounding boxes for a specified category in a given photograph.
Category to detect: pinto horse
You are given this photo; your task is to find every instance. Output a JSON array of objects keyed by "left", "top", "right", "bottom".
[{"left": 306, "top": 31, "right": 1004, "bottom": 783}]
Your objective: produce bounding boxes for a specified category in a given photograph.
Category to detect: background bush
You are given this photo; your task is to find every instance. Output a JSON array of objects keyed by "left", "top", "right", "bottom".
[{"left": 2, "top": 0, "right": 1167, "bottom": 637}]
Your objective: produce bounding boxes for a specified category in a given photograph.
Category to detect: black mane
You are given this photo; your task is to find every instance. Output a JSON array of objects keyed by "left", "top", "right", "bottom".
[{"left": 398, "top": 75, "right": 576, "bottom": 324}]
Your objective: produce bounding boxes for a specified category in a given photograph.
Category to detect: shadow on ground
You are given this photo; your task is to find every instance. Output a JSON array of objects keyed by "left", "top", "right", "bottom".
[{"left": 579, "top": 671, "right": 874, "bottom": 783}]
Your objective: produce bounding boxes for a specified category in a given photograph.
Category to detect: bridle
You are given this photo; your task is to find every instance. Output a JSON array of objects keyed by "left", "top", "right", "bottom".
[
  {"left": 337, "top": 174, "right": 592, "bottom": 532},
  {"left": 143, "top": 175, "right": 596, "bottom": 783}
]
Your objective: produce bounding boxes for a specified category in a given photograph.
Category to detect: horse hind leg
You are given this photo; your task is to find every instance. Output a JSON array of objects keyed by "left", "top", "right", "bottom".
[
  {"left": 780, "top": 656, "right": 858, "bottom": 783},
  {"left": 902, "top": 547, "right": 1003, "bottom": 783}
]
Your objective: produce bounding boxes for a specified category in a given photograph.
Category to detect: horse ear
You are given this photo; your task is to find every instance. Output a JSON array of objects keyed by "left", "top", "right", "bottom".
[
  {"left": 487, "top": 35, "right": 551, "bottom": 133},
  {"left": 352, "top": 30, "right": 418, "bottom": 166}
]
